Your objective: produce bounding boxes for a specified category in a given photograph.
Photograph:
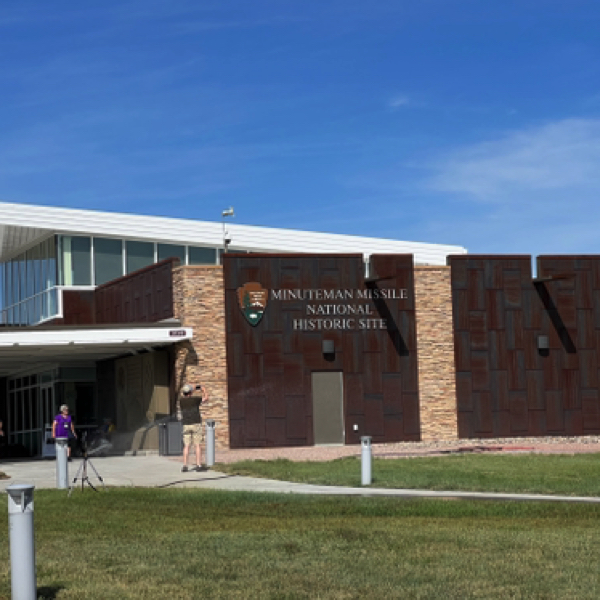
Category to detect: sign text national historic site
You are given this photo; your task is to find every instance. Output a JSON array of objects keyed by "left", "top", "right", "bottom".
[{"left": 271, "top": 287, "right": 409, "bottom": 331}]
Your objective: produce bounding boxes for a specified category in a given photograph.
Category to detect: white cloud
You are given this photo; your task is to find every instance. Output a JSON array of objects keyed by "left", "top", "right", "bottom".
[
  {"left": 389, "top": 94, "right": 410, "bottom": 109},
  {"left": 422, "top": 118, "right": 600, "bottom": 255},
  {"left": 429, "top": 118, "right": 600, "bottom": 201}
]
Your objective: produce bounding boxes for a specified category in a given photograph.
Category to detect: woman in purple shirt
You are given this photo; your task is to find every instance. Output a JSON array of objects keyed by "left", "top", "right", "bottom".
[{"left": 52, "top": 404, "right": 77, "bottom": 459}]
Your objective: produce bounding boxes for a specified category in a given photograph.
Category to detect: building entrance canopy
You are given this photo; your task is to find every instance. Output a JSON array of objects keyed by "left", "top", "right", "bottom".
[{"left": 0, "top": 324, "right": 192, "bottom": 377}]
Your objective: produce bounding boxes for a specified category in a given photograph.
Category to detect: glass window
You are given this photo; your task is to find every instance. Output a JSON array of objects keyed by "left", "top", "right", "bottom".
[
  {"left": 16, "top": 390, "right": 23, "bottom": 430},
  {"left": 11, "top": 260, "right": 19, "bottom": 305},
  {"left": 60, "top": 236, "right": 91, "bottom": 285},
  {"left": 34, "top": 293, "right": 41, "bottom": 323},
  {"left": 45, "top": 287, "right": 58, "bottom": 320},
  {"left": 8, "top": 392, "right": 15, "bottom": 432},
  {"left": 157, "top": 243, "right": 185, "bottom": 265},
  {"left": 58, "top": 366, "right": 96, "bottom": 382},
  {"left": 16, "top": 303, "right": 24, "bottom": 326},
  {"left": 46, "top": 237, "right": 57, "bottom": 289},
  {"left": 3, "top": 261, "right": 9, "bottom": 307},
  {"left": 40, "top": 372, "right": 53, "bottom": 384},
  {"left": 31, "top": 387, "right": 39, "bottom": 432},
  {"left": 40, "top": 241, "right": 48, "bottom": 292},
  {"left": 0, "top": 262, "right": 4, "bottom": 310},
  {"left": 189, "top": 246, "right": 217, "bottom": 265},
  {"left": 26, "top": 249, "right": 34, "bottom": 298},
  {"left": 23, "top": 389, "right": 31, "bottom": 431},
  {"left": 19, "top": 253, "right": 26, "bottom": 302},
  {"left": 32, "top": 243, "right": 41, "bottom": 295},
  {"left": 94, "top": 238, "right": 123, "bottom": 285},
  {"left": 60, "top": 237, "right": 71, "bottom": 285},
  {"left": 71, "top": 237, "right": 91, "bottom": 285},
  {"left": 126, "top": 241, "right": 154, "bottom": 274},
  {"left": 59, "top": 381, "right": 95, "bottom": 425},
  {"left": 73, "top": 382, "right": 96, "bottom": 425}
]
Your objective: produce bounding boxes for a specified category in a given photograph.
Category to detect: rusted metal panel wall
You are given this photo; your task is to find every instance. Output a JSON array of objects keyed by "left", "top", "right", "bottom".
[
  {"left": 536, "top": 256, "right": 600, "bottom": 434},
  {"left": 223, "top": 253, "right": 420, "bottom": 448},
  {"left": 51, "top": 259, "right": 177, "bottom": 325},
  {"left": 94, "top": 258, "right": 177, "bottom": 324},
  {"left": 451, "top": 255, "right": 600, "bottom": 438},
  {"left": 52, "top": 290, "right": 96, "bottom": 325}
]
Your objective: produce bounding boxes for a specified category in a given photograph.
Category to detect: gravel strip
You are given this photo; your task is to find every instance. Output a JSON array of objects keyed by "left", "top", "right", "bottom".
[{"left": 212, "top": 436, "right": 600, "bottom": 463}]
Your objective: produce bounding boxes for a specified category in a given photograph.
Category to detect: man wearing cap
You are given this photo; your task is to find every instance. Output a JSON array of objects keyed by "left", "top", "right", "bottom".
[
  {"left": 178, "top": 382, "right": 208, "bottom": 472},
  {"left": 52, "top": 404, "right": 77, "bottom": 460}
]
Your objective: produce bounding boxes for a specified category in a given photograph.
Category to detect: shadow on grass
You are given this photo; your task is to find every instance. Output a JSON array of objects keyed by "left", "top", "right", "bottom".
[{"left": 38, "top": 585, "right": 65, "bottom": 599}]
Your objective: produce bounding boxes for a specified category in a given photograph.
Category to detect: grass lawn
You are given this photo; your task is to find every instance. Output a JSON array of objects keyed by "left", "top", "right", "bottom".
[
  {"left": 1, "top": 488, "right": 600, "bottom": 599},
  {"left": 217, "top": 453, "right": 600, "bottom": 496}
]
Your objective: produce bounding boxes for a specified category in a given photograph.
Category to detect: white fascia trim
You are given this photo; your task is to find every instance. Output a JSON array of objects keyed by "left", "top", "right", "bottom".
[
  {"left": 0, "top": 326, "right": 193, "bottom": 346},
  {"left": 0, "top": 201, "right": 467, "bottom": 265}
]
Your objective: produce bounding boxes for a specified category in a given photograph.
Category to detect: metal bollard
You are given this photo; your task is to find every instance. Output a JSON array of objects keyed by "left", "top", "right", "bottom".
[
  {"left": 361, "top": 436, "right": 372, "bottom": 486},
  {"left": 7, "top": 484, "right": 37, "bottom": 600},
  {"left": 205, "top": 420, "right": 216, "bottom": 467},
  {"left": 55, "top": 438, "right": 69, "bottom": 489}
]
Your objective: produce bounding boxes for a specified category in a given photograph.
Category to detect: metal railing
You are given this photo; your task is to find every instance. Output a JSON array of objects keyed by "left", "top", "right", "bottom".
[{"left": 0, "top": 287, "right": 62, "bottom": 326}]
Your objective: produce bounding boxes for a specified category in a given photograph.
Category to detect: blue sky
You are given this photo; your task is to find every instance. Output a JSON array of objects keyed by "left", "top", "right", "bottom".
[{"left": 1, "top": 0, "right": 599, "bottom": 255}]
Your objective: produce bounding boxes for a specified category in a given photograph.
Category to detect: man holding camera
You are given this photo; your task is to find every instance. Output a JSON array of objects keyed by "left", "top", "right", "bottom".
[{"left": 178, "top": 382, "right": 208, "bottom": 472}]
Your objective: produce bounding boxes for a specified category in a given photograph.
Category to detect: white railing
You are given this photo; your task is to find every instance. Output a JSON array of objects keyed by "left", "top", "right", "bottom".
[{"left": 0, "top": 287, "right": 63, "bottom": 326}]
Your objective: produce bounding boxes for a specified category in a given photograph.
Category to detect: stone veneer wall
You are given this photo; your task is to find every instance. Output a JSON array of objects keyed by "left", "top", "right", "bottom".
[
  {"left": 172, "top": 266, "right": 230, "bottom": 449},
  {"left": 171, "top": 263, "right": 458, "bottom": 448},
  {"left": 414, "top": 266, "right": 458, "bottom": 441}
]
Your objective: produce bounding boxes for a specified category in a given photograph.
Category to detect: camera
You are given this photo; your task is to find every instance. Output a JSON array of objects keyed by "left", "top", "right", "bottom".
[{"left": 196, "top": 385, "right": 204, "bottom": 402}]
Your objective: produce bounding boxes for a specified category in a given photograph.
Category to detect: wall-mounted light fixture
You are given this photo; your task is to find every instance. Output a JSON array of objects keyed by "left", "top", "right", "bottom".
[
  {"left": 537, "top": 335, "right": 549, "bottom": 351},
  {"left": 322, "top": 340, "right": 335, "bottom": 356}
]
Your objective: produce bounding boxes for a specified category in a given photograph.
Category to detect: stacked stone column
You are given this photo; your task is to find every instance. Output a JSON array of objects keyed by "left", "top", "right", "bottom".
[
  {"left": 414, "top": 266, "right": 458, "bottom": 441},
  {"left": 172, "top": 266, "right": 230, "bottom": 449}
]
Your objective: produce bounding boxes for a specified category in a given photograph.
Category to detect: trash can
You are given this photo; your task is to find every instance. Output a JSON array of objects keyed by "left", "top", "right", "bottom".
[{"left": 159, "top": 419, "right": 183, "bottom": 456}]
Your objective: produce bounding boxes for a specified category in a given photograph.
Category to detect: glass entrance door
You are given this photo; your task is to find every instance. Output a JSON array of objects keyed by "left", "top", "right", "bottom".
[
  {"left": 8, "top": 375, "right": 43, "bottom": 456},
  {"left": 41, "top": 383, "right": 54, "bottom": 432},
  {"left": 40, "top": 383, "right": 55, "bottom": 457}
]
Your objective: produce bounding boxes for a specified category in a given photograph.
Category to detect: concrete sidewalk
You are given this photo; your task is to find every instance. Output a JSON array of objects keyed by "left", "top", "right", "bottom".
[{"left": 2, "top": 454, "right": 600, "bottom": 504}]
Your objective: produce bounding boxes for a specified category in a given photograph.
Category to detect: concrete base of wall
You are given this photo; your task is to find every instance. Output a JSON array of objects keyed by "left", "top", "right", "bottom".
[{"left": 103, "top": 425, "right": 160, "bottom": 454}]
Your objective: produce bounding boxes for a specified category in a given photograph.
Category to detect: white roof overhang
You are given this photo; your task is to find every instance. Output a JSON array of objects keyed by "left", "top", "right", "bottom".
[
  {"left": 0, "top": 201, "right": 467, "bottom": 265},
  {"left": 0, "top": 325, "right": 192, "bottom": 377}
]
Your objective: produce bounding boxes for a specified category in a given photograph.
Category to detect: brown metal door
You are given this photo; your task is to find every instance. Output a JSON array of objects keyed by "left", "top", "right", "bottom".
[{"left": 312, "top": 372, "right": 344, "bottom": 445}]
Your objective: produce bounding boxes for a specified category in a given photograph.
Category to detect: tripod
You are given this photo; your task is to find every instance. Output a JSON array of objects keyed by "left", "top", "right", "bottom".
[{"left": 68, "top": 433, "right": 107, "bottom": 496}]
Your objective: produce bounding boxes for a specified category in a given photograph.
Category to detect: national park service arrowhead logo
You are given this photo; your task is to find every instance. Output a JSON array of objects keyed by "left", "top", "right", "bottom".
[{"left": 237, "top": 282, "right": 268, "bottom": 326}]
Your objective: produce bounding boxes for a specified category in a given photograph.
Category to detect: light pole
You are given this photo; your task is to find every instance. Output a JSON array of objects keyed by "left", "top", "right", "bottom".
[{"left": 221, "top": 207, "right": 234, "bottom": 260}]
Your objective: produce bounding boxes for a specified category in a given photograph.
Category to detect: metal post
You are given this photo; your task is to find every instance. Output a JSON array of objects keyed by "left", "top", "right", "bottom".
[
  {"left": 205, "top": 420, "right": 216, "bottom": 467},
  {"left": 361, "top": 436, "right": 372, "bottom": 486},
  {"left": 7, "top": 484, "right": 37, "bottom": 600},
  {"left": 55, "top": 438, "right": 69, "bottom": 489}
]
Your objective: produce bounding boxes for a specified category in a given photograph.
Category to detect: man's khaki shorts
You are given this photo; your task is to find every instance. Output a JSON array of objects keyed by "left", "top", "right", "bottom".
[{"left": 183, "top": 423, "right": 204, "bottom": 446}]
